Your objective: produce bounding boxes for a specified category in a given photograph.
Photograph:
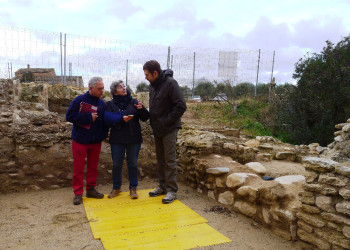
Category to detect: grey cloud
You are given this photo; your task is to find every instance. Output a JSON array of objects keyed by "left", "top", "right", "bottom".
[{"left": 106, "top": 0, "right": 142, "bottom": 21}]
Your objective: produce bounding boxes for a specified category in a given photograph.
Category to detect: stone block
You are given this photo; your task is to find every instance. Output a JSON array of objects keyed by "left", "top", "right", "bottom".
[
  {"left": 226, "top": 173, "right": 259, "bottom": 188},
  {"left": 315, "top": 196, "right": 335, "bottom": 213},
  {"left": 206, "top": 167, "right": 229, "bottom": 175},
  {"left": 297, "top": 229, "right": 331, "bottom": 250},
  {"left": 218, "top": 191, "right": 234, "bottom": 205},
  {"left": 272, "top": 209, "right": 296, "bottom": 223},
  {"left": 299, "top": 191, "right": 315, "bottom": 205},
  {"left": 303, "top": 183, "right": 338, "bottom": 195},
  {"left": 256, "top": 153, "right": 273, "bottom": 162},
  {"left": 303, "top": 157, "right": 338, "bottom": 173},
  {"left": 275, "top": 151, "right": 296, "bottom": 161},
  {"left": 262, "top": 208, "right": 271, "bottom": 224},
  {"left": 236, "top": 186, "right": 257, "bottom": 202},
  {"left": 297, "top": 212, "right": 325, "bottom": 228},
  {"left": 244, "top": 162, "right": 266, "bottom": 175},
  {"left": 207, "top": 190, "right": 215, "bottom": 200},
  {"left": 301, "top": 204, "right": 321, "bottom": 214},
  {"left": 335, "top": 165, "right": 350, "bottom": 178},
  {"left": 215, "top": 177, "right": 226, "bottom": 187},
  {"left": 297, "top": 220, "right": 313, "bottom": 233},
  {"left": 272, "top": 228, "right": 291, "bottom": 241},
  {"left": 339, "top": 188, "right": 350, "bottom": 200},
  {"left": 274, "top": 175, "right": 305, "bottom": 185},
  {"left": 318, "top": 173, "right": 348, "bottom": 187},
  {"left": 321, "top": 212, "right": 350, "bottom": 226},
  {"left": 233, "top": 201, "right": 256, "bottom": 217},
  {"left": 305, "top": 171, "right": 319, "bottom": 183},
  {"left": 315, "top": 228, "right": 350, "bottom": 249},
  {"left": 343, "top": 226, "right": 350, "bottom": 239},
  {"left": 336, "top": 201, "right": 350, "bottom": 216}
]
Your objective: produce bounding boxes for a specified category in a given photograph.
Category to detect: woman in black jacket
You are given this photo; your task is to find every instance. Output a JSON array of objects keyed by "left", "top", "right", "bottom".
[{"left": 104, "top": 80, "right": 149, "bottom": 199}]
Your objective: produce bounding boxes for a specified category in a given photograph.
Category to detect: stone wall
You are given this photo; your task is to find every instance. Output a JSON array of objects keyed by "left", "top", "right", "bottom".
[{"left": 0, "top": 80, "right": 156, "bottom": 193}]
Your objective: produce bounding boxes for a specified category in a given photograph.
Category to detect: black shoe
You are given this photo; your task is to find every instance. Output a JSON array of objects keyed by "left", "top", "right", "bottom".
[
  {"left": 149, "top": 187, "right": 166, "bottom": 197},
  {"left": 162, "top": 192, "right": 177, "bottom": 204},
  {"left": 86, "top": 187, "right": 104, "bottom": 199},
  {"left": 73, "top": 195, "right": 82, "bottom": 205}
]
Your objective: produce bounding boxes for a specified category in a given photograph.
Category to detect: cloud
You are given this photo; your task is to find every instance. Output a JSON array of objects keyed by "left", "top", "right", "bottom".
[{"left": 106, "top": 0, "right": 142, "bottom": 21}]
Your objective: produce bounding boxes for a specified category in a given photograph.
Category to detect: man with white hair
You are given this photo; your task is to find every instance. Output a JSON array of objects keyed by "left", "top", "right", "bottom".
[{"left": 66, "top": 77, "right": 109, "bottom": 205}]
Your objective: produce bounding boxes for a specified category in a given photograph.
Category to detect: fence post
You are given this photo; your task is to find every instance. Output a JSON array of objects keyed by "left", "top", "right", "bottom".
[
  {"left": 269, "top": 50, "right": 275, "bottom": 103},
  {"left": 60, "top": 32, "right": 63, "bottom": 83},
  {"left": 192, "top": 52, "right": 196, "bottom": 98},
  {"left": 63, "top": 33, "right": 66, "bottom": 85},
  {"left": 167, "top": 46, "right": 171, "bottom": 69},
  {"left": 255, "top": 49, "right": 261, "bottom": 99},
  {"left": 69, "top": 62, "right": 72, "bottom": 85},
  {"left": 126, "top": 59, "right": 129, "bottom": 90}
]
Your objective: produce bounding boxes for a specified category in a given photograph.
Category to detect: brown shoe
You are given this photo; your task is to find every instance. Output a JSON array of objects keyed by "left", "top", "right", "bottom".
[
  {"left": 130, "top": 187, "right": 138, "bottom": 199},
  {"left": 108, "top": 189, "right": 121, "bottom": 199},
  {"left": 86, "top": 187, "right": 104, "bottom": 199},
  {"left": 73, "top": 195, "right": 82, "bottom": 205}
]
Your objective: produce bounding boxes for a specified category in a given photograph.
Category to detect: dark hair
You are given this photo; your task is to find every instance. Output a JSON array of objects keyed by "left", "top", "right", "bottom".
[{"left": 143, "top": 60, "right": 161, "bottom": 74}]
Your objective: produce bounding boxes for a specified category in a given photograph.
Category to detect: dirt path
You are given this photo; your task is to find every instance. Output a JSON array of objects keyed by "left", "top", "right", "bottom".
[{"left": 0, "top": 178, "right": 308, "bottom": 249}]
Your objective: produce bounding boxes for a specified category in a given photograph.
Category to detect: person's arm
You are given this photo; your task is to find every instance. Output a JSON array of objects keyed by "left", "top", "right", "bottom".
[
  {"left": 164, "top": 80, "right": 187, "bottom": 126},
  {"left": 134, "top": 100, "right": 150, "bottom": 122},
  {"left": 104, "top": 102, "right": 125, "bottom": 127},
  {"left": 66, "top": 98, "right": 92, "bottom": 125}
]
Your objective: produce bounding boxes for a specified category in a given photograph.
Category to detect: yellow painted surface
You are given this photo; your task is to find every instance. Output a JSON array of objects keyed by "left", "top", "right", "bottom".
[{"left": 83, "top": 189, "right": 231, "bottom": 249}]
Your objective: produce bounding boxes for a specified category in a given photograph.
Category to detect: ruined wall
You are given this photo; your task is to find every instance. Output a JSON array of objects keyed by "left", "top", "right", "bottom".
[{"left": 0, "top": 80, "right": 156, "bottom": 193}]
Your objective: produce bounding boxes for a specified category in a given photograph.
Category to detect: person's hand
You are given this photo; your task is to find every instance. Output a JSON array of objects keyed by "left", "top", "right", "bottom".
[
  {"left": 123, "top": 116, "right": 133, "bottom": 122},
  {"left": 134, "top": 101, "right": 142, "bottom": 110},
  {"left": 92, "top": 113, "right": 98, "bottom": 122}
]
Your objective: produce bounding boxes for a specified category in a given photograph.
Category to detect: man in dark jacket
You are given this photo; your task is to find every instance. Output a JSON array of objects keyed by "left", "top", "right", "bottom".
[
  {"left": 66, "top": 76, "right": 109, "bottom": 205},
  {"left": 143, "top": 60, "right": 187, "bottom": 204}
]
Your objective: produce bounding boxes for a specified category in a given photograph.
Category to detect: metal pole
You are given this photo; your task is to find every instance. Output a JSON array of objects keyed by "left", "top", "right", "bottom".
[
  {"left": 7, "top": 63, "right": 10, "bottom": 79},
  {"left": 60, "top": 33, "right": 63, "bottom": 83},
  {"left": 10, "top": 62, "right": 12, "bottom": 78},
  {"left": 126, "top": 60, "right": 129, "bottom": 89},
  {"left": 255, "top": 49, "right": 261, "bottom": 99},
  {"left": 171, "top": 55, "right": 173, "bottom": 69},
  {"left": 192, "top": 52, "right": 196, "bottom": 98},
  {"left": 269, "top": 50, "right": 275, "bottom": 103},
  {"left": 64, "top": 34, "right": 66, "bottom": 85},
  {"left": 167, "top": 46, "right": 171, "bottom": 69},
  {"left": 69, "top": 62, "right": 72, "bottom": 85}
]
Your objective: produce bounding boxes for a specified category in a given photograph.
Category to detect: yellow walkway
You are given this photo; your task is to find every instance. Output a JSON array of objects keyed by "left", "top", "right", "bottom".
[{"left": 83, "top": 189, "right": 231, "bottom": 249}]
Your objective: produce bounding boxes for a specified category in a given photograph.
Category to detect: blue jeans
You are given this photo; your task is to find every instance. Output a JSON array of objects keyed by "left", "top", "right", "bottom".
[{"left": 110, "top": 143, "right": 141, "bottom": 190}]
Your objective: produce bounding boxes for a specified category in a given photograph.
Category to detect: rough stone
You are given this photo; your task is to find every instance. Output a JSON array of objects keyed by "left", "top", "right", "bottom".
[
  {"left": 321, "top": 212, "right": 350, "bottom": 226},
  {"left": 343, "top": 226, "right": 350, "bottom": 239},
  {"left": 236, "top": 186, "right": 257, "bottom": 202},
  {"left": 226, "top": 173, "right": 258, "bottom": 188},
  {"left": 301, "top": 204, "right": 321, "bottom": 214},
  {"left": 256, "top": 153, "right": 273, "bottom": 162},
  {"left": 297, "top": 229, "right": 331, "bottom": 250},
  {"left": 215, "top": 177, "right": 226, "bottom": 188},
  {"left": 303, "top": 157, "right": 338, "bottom": 173},
  {"left": 275, "top": 151, "right": 296, "bottom": 161},
  {"left": 335, "top": 165, "right": 350, "bottom": 177},
  {"left": 340, "top": 188, "right": 350, "bottom": 200},
  {"left": 336, "top": 201, "right": 350, "bottom": 216},
  {"left": 262, "top": 208, "right": 271, "bottom": 224},
  {"left": 303, "top": 183, "right": 338, "bottom": 195},
  {"left": 297, "top": 220, "right": 313, "bottom": 233},
  {"left": 272, "top": 209, "right": 296, "bottom": 223},
  {"left": 297, "top": 212, "right": 325, "bottom": 228},
  {"left": 244, "top": 162, "right": 266, "bottom": 175},
  {"left": 206, "top": 167, "right": 230, "bottom": 175},
  {"left": 305, "top": 171, "right": 319, "bottom": 183},
  {"left": 234, "top": 201, "right": 256, "bottom": 217},
  {"left": 218, "top": 191, "right": 234, "bottom": 205},
  {"left": 315, "top": 196, "right": 335, "bottom": 212},
  {"left": 207, "top": 191, "right": 215, "bottom": 200},
  {"left": 315, "top": 229, "right": 350, "bottom": 249},
  {"left": 299, "top": 191, "right": 315, "bottom": 205},
  {"left": 274, "top": 175, "right": 305, "bottom": 185},
  {"left": 318, "top": 173, "right": 347, "bottom": 187}
]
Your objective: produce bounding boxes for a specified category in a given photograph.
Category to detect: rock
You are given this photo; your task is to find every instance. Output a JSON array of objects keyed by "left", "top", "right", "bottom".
[
  {"left": 336, "top": 201, "right": 350, "bottom": 216},
  {"left": 256, "top": 153, "right": 273, "bottom": 162},
  {"left": 315, "top": 229, "right": 350, "bottom": 249},
  {"left": 226, "top": 173, "right": 259, "bottom": 188},
  {"left": 299, "top": 191, "right": 315, "bottom": 205},
  {"left": 335, "top": 165, "right": 350, "bottom": 177},
  {"left": 275, "top": 151, "right": 295, "bottom": 161},
  {"left": 297, "top": 220, "right": 313, "bottom": 233},
  {"left": 343, "top": 226, "right": 350, "bottom": 239},
  {"left": 245, "top": 139, "right": 260, "bottom": 148},
  {"left": 262, "top": 208, "right": 271, "bottom": 224},
  {"left": 339, "top": 188, "right": 350, "bottom": 200},
  {"left": 305, "top": 171, "right": 319, "bottom": 183},
  {"left": 218, "top": 191, "right": 234, "bottom": 205},
  {"left": 301, "top": 204, "right": 321, "bottom": 214},
  {"left": 206, "top": 167, "right": 230, "bottom": 175},
  {"left": 215, "top": 177, "right": 226, "bottom": 187},
  {"left": 303, "top": 183, "right": 338, "bottom": 195},
  {"left": 297, "top": 229, "right": 331, "bottom": 250},
  {"left": 234, "top": 201, "right": 256, "bottom": 217},
  {"left": 303, "top": 157, "right": 338, "bottom": 173},
  {"left": 236, "top": 186, "right": 257, "bottom": 202},
  {"left": 321, "top": 212, "right": 350, "bottom": 226},
  {"left": 342, "top": 124, "right": 350, "bottom": 132},
  {"left": 207, "top": 191, "right": 215, "bottom": 200},
  {"left": 244, "top": 162, "right": 266, "bottom": 175},
  {"left": 318, "top": 173, "right": 347, "bottom": 187},
  {"left": 315, "top": 196, "right": 335, "bottom": 212},
  {"left": 274, "top": 175, "right": 305, "bottom": 185},
  {"left": 297, "top": 212, "right": 325, "bottom": 227},
  {"left": 272, "top": 209, "right": 296, "bottom": 222}
]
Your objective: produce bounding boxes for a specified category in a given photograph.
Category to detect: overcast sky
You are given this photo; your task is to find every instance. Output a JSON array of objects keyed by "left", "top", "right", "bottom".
[{"left": 1, "top": 0, "right": 350, "bottom": 84}]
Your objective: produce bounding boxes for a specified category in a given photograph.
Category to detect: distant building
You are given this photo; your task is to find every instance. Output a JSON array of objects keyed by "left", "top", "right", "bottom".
[{"left": 15, "top": 66, "right": 83, "bottom": 87}]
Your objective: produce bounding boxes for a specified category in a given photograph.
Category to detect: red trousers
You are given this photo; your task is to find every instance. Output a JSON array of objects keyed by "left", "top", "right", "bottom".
[{"left": 72, "top": 140, "right": 102, "bottom": 195}]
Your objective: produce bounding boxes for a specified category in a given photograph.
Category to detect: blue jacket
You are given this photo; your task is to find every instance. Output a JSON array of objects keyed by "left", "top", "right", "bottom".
[
  {"left": 104, "top": 98, "right": 149, "bottom": 144},
  {"left": 66, "top": 91, "right": 109, "bottom": 144}
]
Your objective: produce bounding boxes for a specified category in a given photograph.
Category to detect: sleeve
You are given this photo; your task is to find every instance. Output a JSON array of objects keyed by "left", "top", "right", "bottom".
[
  {"left": 164, "top": 79, "right": 187, "bottom": 126},
  {"left": 133, "top": 99, "right": 150, "bottom": 122},
  {"left": 104, "top": 101, "right": 124, "bottom": 127},
  {"left": 65, "top": 97, "right": 92, "bottom": 125}
]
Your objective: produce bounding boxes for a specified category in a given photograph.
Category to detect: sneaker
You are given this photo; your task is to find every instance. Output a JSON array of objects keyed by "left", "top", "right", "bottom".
[
  {"left": 108, "top": 189, "right": 121, "bottom": 199},
  {"left": 162, "top": 192, "right": 177, "bottom": 204},
  {"left": 86, "top": 187, "right": 104, "bottom": 199},
  {"left": 73, "top": 195, "right": 82, "bottom": 205},
  {"left": 130, "top": 187, "right": 138, "bottom": 199},
  {"left": 149, "top": 187, "right": 166, "bottom": 197}
]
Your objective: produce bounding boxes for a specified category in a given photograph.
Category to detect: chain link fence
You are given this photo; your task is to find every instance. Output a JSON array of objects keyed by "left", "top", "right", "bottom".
[{"left": 0, "top": 26, "right": 275, "bottom": 92}]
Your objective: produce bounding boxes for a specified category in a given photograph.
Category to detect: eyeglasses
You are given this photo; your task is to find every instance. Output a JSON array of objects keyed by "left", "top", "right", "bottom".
[{"left": 117, "top": 85, "right": 126, "bottom": 89}]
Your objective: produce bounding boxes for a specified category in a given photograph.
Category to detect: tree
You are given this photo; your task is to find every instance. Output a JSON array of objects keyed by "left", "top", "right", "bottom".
[
  {"left": 268, "top": 34, "right": 350, "bottom": 145},
  {"left": 136, "top": 82, "right": 149, "bottom": 93},
  {"left": 194, "top": 81, "right": 215, "bottom": 101},
  {"left": 180, "top": 85, "right": 192, "bottom": 99},
  {"left": 232, "top": 82, "right": 254, "bottom": 99}
]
